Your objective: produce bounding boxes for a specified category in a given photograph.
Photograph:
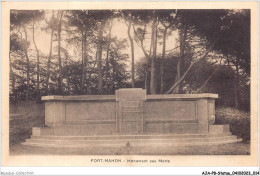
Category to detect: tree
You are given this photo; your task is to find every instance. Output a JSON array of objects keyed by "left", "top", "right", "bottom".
[
  {"left": 150, "top": 11, "right": 158, "bottom": 94},
  {"left": 215, "top": 10, "right": 250, "bottom": 107},
  {"left": 66, "top": 10, "right": 95, "bottom": 94},
  {"left": 166, "top": 9, "right": 230, "bottom": 94},
  {"left": 10, "top": 10, "right": 32, "bottom": 101},
  {"left": 92, "top": 10, "right": 114, "bottom": 94},
  {"left": 31, "top": 11, "right": 45, "bottom": 99},
  {"left": 126, "top": 20, "right": 135, "bottom": 88},
  {"left": 105, "top": 38, "right": 130, "bottom": 93},
  {"left": 9, "top": 9, "right": 250, "bottom": 110},
  {"left": 45, "top": 11, "right": 55, "bottom": 95},
  {"left": 23, "top": 24, "right": 30, "bottom": 100},
  {"left": 196, "top": 56, "right": 223, "bottom": 93},
  {"left": 180, "top": 9, "right": 250, "bottom": 107},
  {"left": 173, "top": 23, "right": 188, "bottom": 94},
  {"left": 9, "top": 33, "right": 23, "bottom": 102},
  {"left": 57, "top": 11, "right": 64, "bottom": 95},
  {"left": 10, "top": 10, "right": 45, "bottom": 100},
  {"left": 157, "top": 10, "right": 178, "bottom": 93},
  {"left": 123, "top": 14, "right": 136, "bottom": 88},
  {"left": 133, "top": 24, "right": 151, "bottom": 90},
  {"left": 96, "top": 20, "right": 105, "bottom": 94},
  {"left": 105, "top": 20, "right": 113, "bottom": 90}
]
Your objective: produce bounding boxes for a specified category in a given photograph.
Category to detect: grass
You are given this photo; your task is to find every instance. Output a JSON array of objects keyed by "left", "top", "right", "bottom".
[
  {"left": 215, "top": 107, "right": 250, "bottom": 141},
  {"left": 9, "top": 115, "right": 45, "bottom": 146},
  {"left": 216, "top": 107, "right": 250, "bottom": 119},
  {"left": 9, "top": 101, "right": 45, "bottom": 146}
]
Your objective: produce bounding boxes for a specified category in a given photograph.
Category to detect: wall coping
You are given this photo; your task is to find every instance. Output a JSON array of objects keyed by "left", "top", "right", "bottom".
[
  {"left": 42, "top": 95, "right": 115, "bottom": 101},
  {"left": 42, "top": 93, "right": 218, "bottom": 101},
  {"left": 147, "top": 93, "right": 218, "bottom": 100}
]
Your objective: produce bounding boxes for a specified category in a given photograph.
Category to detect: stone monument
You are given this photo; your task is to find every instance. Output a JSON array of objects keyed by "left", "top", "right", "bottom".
[{"left": 22, "top": 88, "right": 240, "bottom": 148}]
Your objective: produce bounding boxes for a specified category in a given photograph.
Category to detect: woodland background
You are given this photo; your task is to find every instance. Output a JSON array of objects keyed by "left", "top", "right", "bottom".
[{"left": 10, "top": 9, "right": 250, "bottom": 110}]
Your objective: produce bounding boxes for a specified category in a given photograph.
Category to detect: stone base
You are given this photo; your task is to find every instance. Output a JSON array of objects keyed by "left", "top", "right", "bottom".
[
  {"left": 32, "top": 127, "right": 54, "bottom": 136},
  {"left": 33, "top": 124, "right": 232, "bottom": 136},
  {"left": 209, "top": 125, "right": 230, "bottom": 134},
  {"left": 146, "top": 123, "right": 199, "bottom": 134},
  {"left": 32, "top": 125, "right": 116, "bottom": 136},
  {"left": 25, "top": 123, "right": 240, "bottom": 149},
  {"left": 22, "top": 132, "right": 241, "bottom": 148}
]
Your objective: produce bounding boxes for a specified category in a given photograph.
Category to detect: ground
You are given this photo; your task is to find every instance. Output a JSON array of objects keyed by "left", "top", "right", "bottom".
[{"left": 10, "top": 142, "right": 250, "bottom": 155}]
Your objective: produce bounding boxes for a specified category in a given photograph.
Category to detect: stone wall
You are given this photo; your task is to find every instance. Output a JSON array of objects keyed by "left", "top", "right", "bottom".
[
  {"left": 65, "top": 101, "right": 116, "bottom": 123},
  {"left": 41, "top": 89, "right": 218, "bottom": 135}
]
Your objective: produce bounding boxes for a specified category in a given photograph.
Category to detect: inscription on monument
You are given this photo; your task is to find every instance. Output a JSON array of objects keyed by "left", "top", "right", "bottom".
[
  {"left": 116, "top": 89, "right": 146, "bottom": 134},
  {"left": 121, "top": 100, "right": 143, "bottom": 133}
]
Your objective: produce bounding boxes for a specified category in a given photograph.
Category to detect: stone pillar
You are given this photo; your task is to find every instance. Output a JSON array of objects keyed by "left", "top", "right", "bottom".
[
  {"left": 45, "top": 101, "right": 66, "bottom": 127},
  {"left": 197, "top": 98, "right": 209, "bottom": 134},
  {"left": 197, "top": 98, "right": 216, "bottom": 134},
  {"left": 116, "top": 88, "right": 146, "bottom": 134},
  {"left": 208, "top": 99, "right": 216, "bottom": 125}
]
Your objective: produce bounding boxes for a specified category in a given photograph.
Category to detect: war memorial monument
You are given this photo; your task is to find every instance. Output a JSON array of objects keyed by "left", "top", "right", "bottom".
[{"left": 22, "top": 88, "right": 240, "bottom": 149}]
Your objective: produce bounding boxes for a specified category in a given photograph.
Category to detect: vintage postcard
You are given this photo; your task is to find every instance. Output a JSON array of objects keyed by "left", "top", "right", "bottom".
[{"left": 1, "top": 1, "right": 258, "bottom": 167}]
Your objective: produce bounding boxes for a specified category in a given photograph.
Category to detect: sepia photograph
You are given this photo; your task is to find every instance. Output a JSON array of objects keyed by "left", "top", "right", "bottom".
[{"left": 1, "top": 1, "right": 258, "bottom": 168}]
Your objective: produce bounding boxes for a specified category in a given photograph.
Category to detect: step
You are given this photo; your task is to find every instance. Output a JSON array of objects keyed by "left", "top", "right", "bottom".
[
  {"left": 30, "top": 133, "right": 232, "bottom": 140},
  {"left": 22, "top": 138, "right": 242, "bottom": 148},
  {"left": 25, "top": 135, "right": 238, "bottom": 145}
]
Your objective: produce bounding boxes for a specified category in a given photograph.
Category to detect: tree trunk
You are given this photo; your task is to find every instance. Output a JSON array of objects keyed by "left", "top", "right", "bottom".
[
  {"left": 81, "top": 29, "right": 86, "bottom": 94},
  {"left": 96, "top": 20, "right": 105, "bottom": 94},
  {"left": 165, "top": 41, "right": 216, "bottom": 94},
  {"left": 65, "top": 53, "right": 70, "bottom": 95},
  {"left": 46, "top": 13, "right": 54, "bottom": 95},
  {"left": 145, "top": 71, "right": 148, "bottom": 91},
  {"left": 57, "top": 11, "right": 64, "bottom": 95},
  {"left": 32, "top": 20, "right": 40, "bottom": 99},
  {"left": 234, "top": 59, "right": 239, "bottom": 108},
  {"left": 22, "top": 25, "right": 30, "bottom": 101},
  {"left": 105, "top": 21, "right": 112, "bottom": 91},
  {"left": 9, "top": 52, "right": 17, "bottom": 102},
  {"left": 150, "top": 13, "right": 158, "bottom": 95},
  {"left": 127, "top": 20, "right": 135, "bottom": 88},
  {"left": 111, "top": 55, "right": 115, "bottom": 91},
  {"left": 160, "top": 26, "right": 167, "bottom": 94},
  {"left": 133, "top": 24, "right": 149, "bottom": 91},
  {"left": 174, "top": 25, "right": 187, "bottom": 94},
  {"left": 197, "top": 57, "right": 223, "bottom": 93}
]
